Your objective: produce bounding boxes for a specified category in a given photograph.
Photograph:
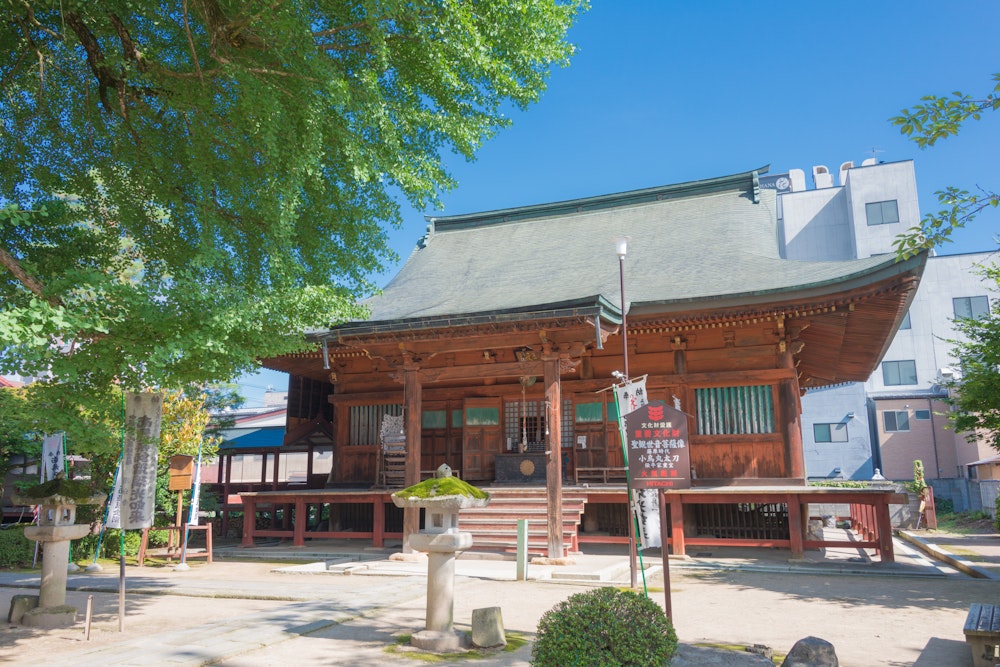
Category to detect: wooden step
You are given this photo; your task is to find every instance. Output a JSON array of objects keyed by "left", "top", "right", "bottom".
[{"left": 454, "top": 489, "right": 588, "bottom": 555}]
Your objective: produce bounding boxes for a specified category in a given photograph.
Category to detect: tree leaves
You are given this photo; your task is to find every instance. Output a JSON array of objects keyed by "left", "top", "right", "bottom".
[
  {"left": 891, "top": 74, "right": 1000, "bottom": 148},
  {"left": 891, "top": 73, "right": 1000, "bottom": 256},
  {"left": 0, "top": 1, "right": 585, "bottom": 416},
  {"left": 892, "top": 186, "right": 1000, "bottom": 258}
]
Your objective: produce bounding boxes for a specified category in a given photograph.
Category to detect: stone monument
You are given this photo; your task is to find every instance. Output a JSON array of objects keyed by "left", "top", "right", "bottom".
[
  {"left": 14, "top": 477, "right": 105, "bottom": 628},
  {"left": 391, "top": 464, "right": 490, "bottom": 651}
]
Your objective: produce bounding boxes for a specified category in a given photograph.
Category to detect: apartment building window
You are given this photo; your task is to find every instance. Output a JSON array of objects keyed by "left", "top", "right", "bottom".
[
  {"left": 914, "top": 409, "right": 931, "bottom": 420},
  {"left": 883, "top": 410, "right": 910, "bottom": 432},
  {"left": 865, "top": 200, "right": 899, "bottom": 226},
  {"left": 813, "top": 422, "right": 848, "bottom": 443},
  {"left": 953, "top": 295, "right": 990, "bottom": 320},
  {"left": 882, "top": 360, "right": 917, "bottom": 386},
  {"left": 899, "top": 311, "right": 911, "bottom": 330}
]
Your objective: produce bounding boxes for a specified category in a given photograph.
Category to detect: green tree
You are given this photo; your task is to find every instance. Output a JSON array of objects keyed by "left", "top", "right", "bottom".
[
  {"left": 154, "top": 390, "right": 220, "bottom": 521},
  {"left": 0, "top": 1, "right": 585, "bottom": 452},
  {"left": 0, "top": 387, "right": 41, "bottom": 501},
  {"left": 940, "top": 266, "right": 1000, "bottom": 449},
  {"left": 891, "top": 73, "right": 1000, "bottom": 256}
]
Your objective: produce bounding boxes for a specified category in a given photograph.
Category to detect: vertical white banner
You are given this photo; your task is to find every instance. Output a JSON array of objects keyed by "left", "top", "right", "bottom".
[
  {"left": 187, "top": 452, "right": 202, "bottom": 526},
  {"left": 121, "top": 392, "right": 163, "bottom": 530},
  {"left": 41, "top": 433, "right": 64, "bottom": 482},
  {"left": 632, "top": 489, "right": 662, "bottom": 549},
  {"left": 106, "top": 467, "right": 123, "bottom": 529},
  {"left": 613, "top": 378, "right": 657, "bottom": 550}
]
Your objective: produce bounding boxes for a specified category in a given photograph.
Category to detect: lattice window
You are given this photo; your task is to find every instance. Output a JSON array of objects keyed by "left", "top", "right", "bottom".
[
  {"left": 695, "top": 385, "right": 775, "bottom": 435},
  {"left": 503, "top": 399, "right": 574, "bottom": 450},
  {"left": 349, "top": 404, "right": 402, "bottom": 445}
]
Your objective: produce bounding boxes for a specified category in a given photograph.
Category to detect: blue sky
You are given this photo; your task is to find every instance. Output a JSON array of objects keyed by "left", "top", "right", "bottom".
[{"left": 239, "top": 1, "right": 1000, "bottom": 406}]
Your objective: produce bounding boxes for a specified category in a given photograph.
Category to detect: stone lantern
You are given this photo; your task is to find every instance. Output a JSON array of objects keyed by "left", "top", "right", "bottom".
[
  {"left": 391, "top": 464, "right": 490, "bottom": 651},
  {"left": 13, "top": 478, "right": 106, "bottom": 628}
]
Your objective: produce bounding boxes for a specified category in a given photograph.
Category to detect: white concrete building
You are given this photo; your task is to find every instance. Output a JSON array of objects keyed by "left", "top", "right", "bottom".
[{"left": 769, "top": 158, "right": 996, "bottom": 487}]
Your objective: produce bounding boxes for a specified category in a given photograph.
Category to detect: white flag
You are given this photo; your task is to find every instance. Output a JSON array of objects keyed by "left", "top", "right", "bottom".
[
  {"left": 41, "top": 434, "right": 64, "bottom": 482},
  {"left": 613, "top": 377, "right": 648, "bottom": 421},
  {"left": 106, "top": 467, "right": 123, "bottom": 529},
  {"left": 187, "top": 454, "right": 202, "bottom": 526}
]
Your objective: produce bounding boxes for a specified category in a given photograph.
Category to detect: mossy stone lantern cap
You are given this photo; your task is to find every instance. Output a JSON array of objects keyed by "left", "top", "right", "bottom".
[
  {"left": 391, "top": 464, "right": 490, "bottom": 535},
  {"left": 14, "top": 476, "right": 106, "bottom": 531}
]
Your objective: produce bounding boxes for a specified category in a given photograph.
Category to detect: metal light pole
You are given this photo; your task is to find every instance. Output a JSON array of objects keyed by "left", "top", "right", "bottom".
[
  {"left": 616, "top": 237, "right": 630, "bottom": 380},
  {"left": 614, "top": 236, "right": 638, "bottom": 589}
]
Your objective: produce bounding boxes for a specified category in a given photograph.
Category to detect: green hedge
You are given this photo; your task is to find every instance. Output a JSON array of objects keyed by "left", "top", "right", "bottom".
[
  {"left": 73, "top": 528, "right": 164, "bottom": 561},
  {"left": 0, "top": 525, "right": 37, "bottom": 568}
]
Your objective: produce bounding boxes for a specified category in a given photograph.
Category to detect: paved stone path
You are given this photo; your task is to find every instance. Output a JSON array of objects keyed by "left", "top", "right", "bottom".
[{"left": 0, "top": 531, "right": 995, "bottom": 666}]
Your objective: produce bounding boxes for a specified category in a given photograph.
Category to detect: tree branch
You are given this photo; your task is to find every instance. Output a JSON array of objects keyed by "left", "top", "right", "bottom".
[
  {"left": 64, "top": 11, "right": 120, "bottom": 115},
  {"left": 0, "top": 247, "right": 60, "bottom": 307},
  {"left": 182, "top": 0, "right": 206, "bottom": 88}
]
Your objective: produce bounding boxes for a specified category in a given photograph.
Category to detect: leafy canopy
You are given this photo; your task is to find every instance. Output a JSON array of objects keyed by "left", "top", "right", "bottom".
[
  {"left": 941, "top": 265, "right": 1000, "bottom": 450},
  {"left": 0, "top": 1, "right": 585, "bottom": 405},
  {"left": 891, "top": 73, "right": 1000, "bottom": 256}
]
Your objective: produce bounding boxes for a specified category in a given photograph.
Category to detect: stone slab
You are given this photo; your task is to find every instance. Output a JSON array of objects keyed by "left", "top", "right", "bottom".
[
  {"left": 8, "top": 594, "right": 38, "bottom": 624},
  {"left": 471, "top": 606, "right": 506, "bottom": 648}
]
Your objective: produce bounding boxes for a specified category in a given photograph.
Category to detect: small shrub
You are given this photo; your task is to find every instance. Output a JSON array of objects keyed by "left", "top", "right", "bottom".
[
  {"left": 75, "top": 529, "right": 144, "bottom": 561},
  {"left": 0, "top": 525, "right": 36, "bottom": 568},
  {"left": 146, "top": 529, "right": 170, "bottom": 548},
  {"left": 531, "top": 587, "right": 677, "bottom": 666}
]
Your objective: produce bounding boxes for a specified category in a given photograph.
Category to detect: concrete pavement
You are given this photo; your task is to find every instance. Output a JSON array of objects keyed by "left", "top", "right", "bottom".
[{"left": 0, "top": 529, "right": 995, "bottom": 666}]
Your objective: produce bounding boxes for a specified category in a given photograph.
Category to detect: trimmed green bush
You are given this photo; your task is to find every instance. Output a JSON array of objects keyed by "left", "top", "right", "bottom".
[
  {"left": 531, "top": 587, "right": 677, "bottom": 666},
  {"left": 0, "top": 525, "right": 35, "bottom": 568},
  {"left": 75, "top": 529, "right": 145, "bottom": 561}
]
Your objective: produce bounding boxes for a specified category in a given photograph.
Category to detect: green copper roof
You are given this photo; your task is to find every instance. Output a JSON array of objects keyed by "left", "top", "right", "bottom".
[{"left": 341, "top": 168, "right": 925, "bottom": 332}]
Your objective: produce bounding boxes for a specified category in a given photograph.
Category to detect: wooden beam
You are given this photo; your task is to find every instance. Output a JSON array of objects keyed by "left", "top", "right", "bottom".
[{"left": 419, "top": 360, "right": 545, "bottom": 383}]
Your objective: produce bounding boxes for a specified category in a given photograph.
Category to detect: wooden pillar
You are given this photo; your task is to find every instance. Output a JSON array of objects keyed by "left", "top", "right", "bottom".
[
  {"left": 544, "top": 354, "right": 563, "bottom": 559},
  {"left": 786, "top": 494, "right": 804, "bottom": 559},
  {"left": 876, "top": 499, "right": 895, "bottom": 562},
  {"left": 780, "top": 349, "right": 805, "bottom": 480},
  {"left": 241, "top": 497, "right": 256, "bottom": 547},
  {"left": 373, "top": 495, "right": 385, "bottom": 548},
  {"left": 403, "top": 367, "right": 423, "bottom": 552},
  {"left": 272, "top": 450, "right": 280, "bottom": 490},
  {"left": 293, "top": 499, "right": 306, "bottom": 546},
  {"left": 669, "top": 493, "right": 686, "bottom": 556}
]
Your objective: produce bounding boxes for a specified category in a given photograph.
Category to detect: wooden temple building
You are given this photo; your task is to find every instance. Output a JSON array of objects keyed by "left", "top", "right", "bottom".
[{"left": 232, "top": 167, "right": 927, "bottom": 561}]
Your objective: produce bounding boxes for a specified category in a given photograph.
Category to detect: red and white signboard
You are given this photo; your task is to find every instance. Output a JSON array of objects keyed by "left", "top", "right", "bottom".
[{"left": 624, "top": 400, "right": 691, "bottom": 490}]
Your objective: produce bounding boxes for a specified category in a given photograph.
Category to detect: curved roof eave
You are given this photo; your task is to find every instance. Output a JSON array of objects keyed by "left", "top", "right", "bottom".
[
  {"left": 318, "top": 294, "right": 620, "bottom": 341},
  {"left": 630, "top": 251, "right": 928, "bottom": 315}
]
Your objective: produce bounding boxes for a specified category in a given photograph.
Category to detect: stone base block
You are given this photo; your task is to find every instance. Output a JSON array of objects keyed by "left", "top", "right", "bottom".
[
  {"left": 8, "top": 595, "right": 38, "bottom": 624},
  {"left": 21, "top": 605, "right": 77, "bottom": 629},
  {"left": 411, "top": 629, "right": 468, "bottom": 652},
  {"left": 471, "top": 606, "right": 506, "bottom": 649}
]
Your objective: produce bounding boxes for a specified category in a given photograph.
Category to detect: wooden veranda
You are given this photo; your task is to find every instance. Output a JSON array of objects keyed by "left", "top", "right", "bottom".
[{"left": 235, "top": 484, "right": 906, "bottom": 562}]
